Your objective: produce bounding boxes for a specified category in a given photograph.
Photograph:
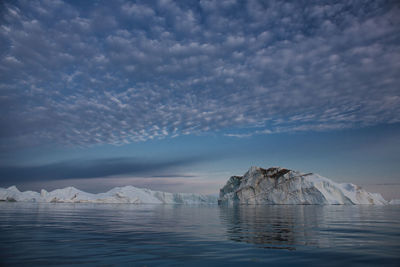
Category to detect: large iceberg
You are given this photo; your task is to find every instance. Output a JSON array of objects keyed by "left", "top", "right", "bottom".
[
  {"left": 0, "top": 185, "right": 217, "bottom": 204},
  {"left": 219, "top": 166, "right": 387, "bottom": 205}
]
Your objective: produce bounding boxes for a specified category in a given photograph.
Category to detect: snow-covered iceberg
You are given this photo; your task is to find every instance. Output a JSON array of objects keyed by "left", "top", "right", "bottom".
[
  {"left": 389, "top": 199, "right": 400, "bottom": 205},
  {"left": 0, "top": 185, "right": 217, "bottom": 204},
  {"left": 219, "top": 166, "right": 387, "bottom": 205}
]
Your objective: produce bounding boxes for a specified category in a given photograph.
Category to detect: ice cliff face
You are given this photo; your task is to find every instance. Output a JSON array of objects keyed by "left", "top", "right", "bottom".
[
  {"left": 219, "top": 166, "right": 387, "bottom": 205},
  {"left": 0, "top": 185, "right": 217, "bottom": 204}
]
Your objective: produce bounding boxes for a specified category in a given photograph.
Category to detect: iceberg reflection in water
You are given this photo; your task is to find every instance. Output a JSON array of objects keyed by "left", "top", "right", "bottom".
[
  {"left": 0, "top": 203, "right": 399, "bottom": 266},
  {"left": 219, "top": 205, "right": 321, "bottom": 250},
  {"left": 219, "top": 205, "right": 382, "bottom": 250}
]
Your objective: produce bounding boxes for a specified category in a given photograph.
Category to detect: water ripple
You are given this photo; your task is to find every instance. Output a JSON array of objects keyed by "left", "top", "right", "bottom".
[{"left": 0, "top": 203, "right": 399, "bottom": 266}]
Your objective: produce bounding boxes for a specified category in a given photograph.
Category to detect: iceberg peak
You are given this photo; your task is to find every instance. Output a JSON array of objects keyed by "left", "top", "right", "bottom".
[{"left": 7, "top": 185, "right": 20, "bottom": 192}]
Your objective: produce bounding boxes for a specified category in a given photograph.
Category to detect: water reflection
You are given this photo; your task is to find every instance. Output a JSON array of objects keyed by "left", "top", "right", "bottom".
[
  {"left": 1, "top": 203, "right": 399, "bottom": 266},
  {"left": 219, "top": 205, "right": 326, "bottom": 250}
]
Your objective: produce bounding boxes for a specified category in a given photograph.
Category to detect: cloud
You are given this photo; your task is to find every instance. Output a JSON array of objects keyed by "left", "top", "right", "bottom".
[
  {"left": 224, "top": 133, "right": 253, "bottom": 138},
  {"left": 0, "top": 0, "right": 399, "bottom": 149},
  {"left": 0, "top": 156, "right": 208, "bottom": 183}
]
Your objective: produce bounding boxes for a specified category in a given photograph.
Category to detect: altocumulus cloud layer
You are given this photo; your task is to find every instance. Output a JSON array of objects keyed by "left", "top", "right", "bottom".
[{"left": 1, "top": 0, "right": 400, "bottom": 148}]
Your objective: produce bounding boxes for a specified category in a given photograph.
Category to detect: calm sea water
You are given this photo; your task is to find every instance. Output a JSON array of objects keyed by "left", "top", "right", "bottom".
[{"left": 0, "top": 203, "right": 399, "bottom": 266}]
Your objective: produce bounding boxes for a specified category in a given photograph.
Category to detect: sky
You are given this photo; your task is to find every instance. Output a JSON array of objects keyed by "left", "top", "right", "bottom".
[{"left": 0, "top": 0, "right": 400, "bottom": 199}]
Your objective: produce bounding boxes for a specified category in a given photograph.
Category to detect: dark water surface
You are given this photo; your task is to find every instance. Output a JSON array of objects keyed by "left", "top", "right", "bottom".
[{"left": 0, "top": 203, "right": 399, "bottom": 266}]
